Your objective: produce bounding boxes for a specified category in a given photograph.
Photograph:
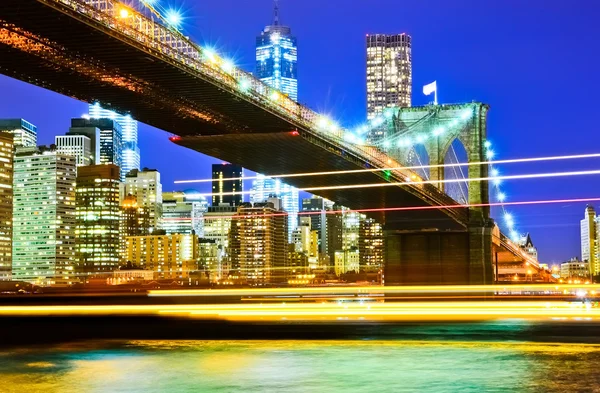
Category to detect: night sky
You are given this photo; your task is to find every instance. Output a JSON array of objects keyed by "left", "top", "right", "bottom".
[{"left": 0, "top": 0, "right": 598, "bottom": 264}]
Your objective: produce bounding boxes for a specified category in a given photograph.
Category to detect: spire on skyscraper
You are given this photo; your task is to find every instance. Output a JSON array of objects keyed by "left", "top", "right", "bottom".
[{"left": 273, "top": 0, "right": 280, "bottom": 25}]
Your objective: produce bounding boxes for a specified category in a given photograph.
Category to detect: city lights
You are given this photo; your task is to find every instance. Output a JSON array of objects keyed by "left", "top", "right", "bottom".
[{"left": 165, "top": 9, "right": 182, "bottom": 27}]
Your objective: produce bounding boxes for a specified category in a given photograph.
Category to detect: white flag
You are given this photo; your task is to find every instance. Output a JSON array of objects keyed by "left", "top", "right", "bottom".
[{"left": 423, "top": 81, "right": 437, "bottom": 96}]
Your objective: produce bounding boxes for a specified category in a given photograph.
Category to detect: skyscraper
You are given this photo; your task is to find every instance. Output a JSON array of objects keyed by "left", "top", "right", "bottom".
[
  {"left": 237, "top": 199, "right": 288, "bottom": 285},
  {"left": 0, "top": 133, "right": 13, "bottom": 280},
  {"left": 256, "top": 0, "right": 298, "bottom": 101},
  {"left": 70, "top": 118, "right": 122, "bottom": 176},
  {"left": 581, "top": 205, "right": 598, "bottom": 276},
  {"left": 359, "top": 217, "right": 384, "bottom": 274},
  {"left": 301, "top": 197, "right": 328, "bottom": 255},
  {"left": 89, "top": 103, "right": 140, "bottom": 177},
  {"left": 203, "top": 205, "right": 238, "bottom": 281},
  {"left": 251, "top": 174, "right": 298, "bottom": 241},
  {"left": 124, "top": 168, "right": 163, "bottom": 233},
  {"left": 366, "top": 33, "right": 412, "bottom": 141},
  {"left": 0, "top": 119, "right": 37, "bottom": 147},
  {"left": 12, "top": 146, "right": 77, "bottom": 285},
  {"left": 212, "top": 163, "right": 243, "bottom": 207},
  {"left": 75, "top": 164, "right": 121, "bottom": 274},
  {"left": 55, "top": 134, "right": 93, "bottom": 166}
]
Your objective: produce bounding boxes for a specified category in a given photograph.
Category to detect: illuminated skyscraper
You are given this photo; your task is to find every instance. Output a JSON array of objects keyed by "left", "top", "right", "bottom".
[
  {"left": 69, "top": 118, "right": 121, "bottom": 175},
  {"left": 251, "top": 174, "right": 298, "bottom": 241},
  {"left": 366, "top": 33, "right": 412, "bottom": 141},
  {"left": 359, "top": 217, "right": 384, "bottom": 274},
  {"left": 89, "top": 103, "right": 140, "bottom": 177},
  {"left": 203, "top": 205, "right": 238, "bottom": 281},
  {"left": 0, "top": 133, "right": 13, "bottom": 280},
  {"left": 12, "top": 146, "right": 77, "bottom": 286},
  {"left": 124, "top": 168, "right": 162, "bottom": 233},
  {"left": 75, "top": 164, "right": 121, "bottom": 274},
  {"left": 581, "top": 205, "right": 599, "bottom": 276},
  {"left": 0, "top": 119, "right": 37, "bottom": 147},
  {"left": 236, "top": 199, "right": 288, "bottom": 285},
  {"left": 256, "top": 0, "right": 298, "bottom": 101},
  {"left": 302, "top": 197, "right": 328, "bottom": 254},
  {"left": 212, "top": 163, "right": 243, "bottom": 207}
]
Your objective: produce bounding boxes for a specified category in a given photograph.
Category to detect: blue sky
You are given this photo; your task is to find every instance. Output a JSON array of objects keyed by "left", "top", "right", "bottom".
[{"left": 1, "top": 0, "right": 598, "bottom": 263}]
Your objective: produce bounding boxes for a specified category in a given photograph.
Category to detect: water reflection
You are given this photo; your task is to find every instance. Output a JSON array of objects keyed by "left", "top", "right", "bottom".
[{"left": 1, "top": 340, "right": 600, "bottom": 392}]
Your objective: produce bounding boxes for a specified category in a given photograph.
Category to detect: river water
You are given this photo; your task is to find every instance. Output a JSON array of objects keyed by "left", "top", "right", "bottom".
[{"left": 1, "top": 340, "right": 599, "bottom": 392}]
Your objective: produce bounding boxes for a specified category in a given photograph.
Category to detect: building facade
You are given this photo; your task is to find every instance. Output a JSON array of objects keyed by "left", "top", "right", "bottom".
[
  {"left": 55, "top": 134, "right": 93, "bottom": 166},
  {"left": 162, "top": 191, "right": 208, "bottom": 236},
  {"left": 237, "top": 200, "right": 288, "bottom": 285},
  {"left": 75, "top": 164, "right": 121, "bottom": 275},
  {"left": 0, "top": 119, "right": 37, "bottom": 147},
  {"left": 359, "top": 218, "right": 384, "bottom": 274},
  {"left": 560, "top": 257, "right": 589, "bottom": 280},
  {"left": 212, "top": 163, "right": 243, "bottom": 207},
  {"left": 366, "top": 33, "right": 412, "bottom": 142},
  {"left": 89, "top": 103, "right": 140, "bottom": 177},
  {"left": 581, "top": 205, "right": 598, "bottom": 276},
  {"left": 12, "top": 146, "right": 77, "bottom": 285},
  {"left": 203, "top": 205, "right": 238, "bottom": 281},
  {"left": 251, "top": 174, "right": 298, "bottom": 241},
  {"left": 125, "top": 233, "right": 199, "bottom": 279},
  {"left": 70, "top": 118, "right": 123, "bottom": 178},
  {"left": 0, "top": 133, "right": 13, "bottom": 280},
  {"left": 301, "top": 197, "right": 328, "bottom": 255},
  {"left": 124, "top": 168, "right": 162, "bottom": 233},
  {"left": 255, "top": 1, "right": 298, "bottom": 101}
]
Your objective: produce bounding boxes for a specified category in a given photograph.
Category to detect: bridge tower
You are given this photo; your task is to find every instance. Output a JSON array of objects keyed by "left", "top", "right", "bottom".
[{"left": 383, "top": 103, "right": 495, "bottom": 285}]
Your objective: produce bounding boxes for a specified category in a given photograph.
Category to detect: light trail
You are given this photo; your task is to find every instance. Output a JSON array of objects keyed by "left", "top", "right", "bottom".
[
  {"left": 175, "top": 152, "right": 600, "bottom": 184},
  {"left": 148, "top": 284, "right": 598, "bottom": 297},
  {"left": 0, "top": 301, "right": 597, "bottom": 322},
  {"left": 158, "top": 197, "right": 600, "bottom": 221},
  {"left": 187, "top": 169, "right": 600, "bottom": 198}
]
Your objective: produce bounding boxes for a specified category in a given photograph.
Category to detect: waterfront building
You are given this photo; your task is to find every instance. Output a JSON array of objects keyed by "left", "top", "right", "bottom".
[
  {"left": 123, "top": 168, "right": 162, "bottom": 233},
  {"left": 203, "top": 205, "right": 238, "bottom": 281},
  {"left": 334, "top": 249, "right": 360, "bottom": 276},
  {"left": 366, "top": 33, "right": 412, "bottom": 142},
  {"left": 125, "top": 233, "right": 199, "bottom": 279},
  {"left": 359, "top": 218, "right": 384, "bottom": 273},
  {"left": 0, "top": 133, "right": 13, "bottom": 280},
  {"left": 560, "top": 257, "right": 589, "bottom": 280},
  {"left": 255, "top": 0, "right": 298, "bottom": 101},
  {"left": 237, "top": 199, "right": 288, "bottom": 285},
  {"left": 251, "top": 174, "right": 298, "bottom": 241},
  {"left": 301, "top": 197, "right": 328, "bottom": 254},
  {"left": 89, "top": 103, "right": 140, "bottom": 177},
  {"left": 75, "top": 164, "right": 121, "bottom": 274},
  {"left": 0, "top": 119, "right": 36, "bottom": 147},
  {"left": 580, "top": 205, "right": 598, "bottom": 276},
  {"left": 212, "top": 163, "right": 243, "bottom": 207},
  {"left": 12, "top": 146, "right": 77, "bottom": 285}
]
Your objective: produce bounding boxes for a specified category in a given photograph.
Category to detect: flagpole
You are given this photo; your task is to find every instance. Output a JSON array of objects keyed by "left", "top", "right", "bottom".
[{"left": 434, "top": 87, "right": 438, "bottom": 105}]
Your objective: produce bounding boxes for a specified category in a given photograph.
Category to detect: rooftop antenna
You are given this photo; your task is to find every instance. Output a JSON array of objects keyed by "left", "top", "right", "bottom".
[{"left": 273, "top": 0, "right": 280, "bottom": 25}]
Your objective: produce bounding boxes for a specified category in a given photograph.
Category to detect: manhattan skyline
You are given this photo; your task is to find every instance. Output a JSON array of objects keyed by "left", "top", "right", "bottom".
[{"left": 0, "top": 0, "right": 598, "bottom": 264}]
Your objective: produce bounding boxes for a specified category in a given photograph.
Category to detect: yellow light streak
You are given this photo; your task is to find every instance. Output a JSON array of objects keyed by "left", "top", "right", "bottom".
[{"left": 0, "top": 301, "right": 597, "bottom": 323}]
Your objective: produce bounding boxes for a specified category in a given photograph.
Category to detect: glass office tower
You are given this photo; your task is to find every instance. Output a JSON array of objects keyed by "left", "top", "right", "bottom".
[{"left": 256, "top": 1, "right": 298, "bottom": 101}]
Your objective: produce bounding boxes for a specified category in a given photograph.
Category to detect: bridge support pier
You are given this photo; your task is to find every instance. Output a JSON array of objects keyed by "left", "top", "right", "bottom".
[{"left": 384, "top": 222, "right": 494, "bottom": 285}]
